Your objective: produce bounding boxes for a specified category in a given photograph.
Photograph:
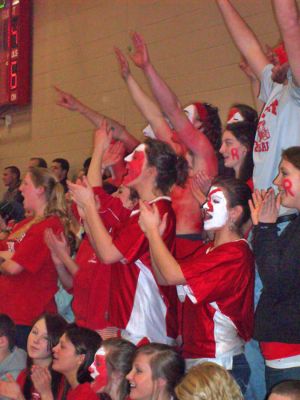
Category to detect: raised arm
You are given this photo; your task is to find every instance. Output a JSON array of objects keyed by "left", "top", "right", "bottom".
[
  {"left": 273, "top": 0, "right": 300, "bottom": 86},
  {"left": 114, "top": 47, "right": 181, "bottom": 153},
  {"left": 55, "top": 86, "right": 139, "bottom": 152},
  {"left": 138, "top": 201, "right": 185, "bottom": 285},
  {"left": 129, "top": 33, "right": 189, "bottom": 133},
  {"left": 68, "top": 178, "right": 123, "bottom": 264},
  {"left": 87, "top": 120, "right": 113, "bottom": 187},
  {"left": 129, "top": 32, "right": 217, "bottom": 170},
  {"left": 216, "top": 0, "right": 268, "bottom": 79}
]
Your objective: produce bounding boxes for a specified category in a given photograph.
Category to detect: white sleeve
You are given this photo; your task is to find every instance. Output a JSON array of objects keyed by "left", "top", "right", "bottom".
[
  {"left": 259, "top": 64, "right": 276, "bottom": 103},
  {"left": 288, "top": 70, "right": 300, "bottom": 105}
]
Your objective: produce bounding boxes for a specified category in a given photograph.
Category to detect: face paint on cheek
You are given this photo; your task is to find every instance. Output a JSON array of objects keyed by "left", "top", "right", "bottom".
[
  {"left": 231, "top": 148, "right": 239, "bottom": 160},
  {"left": 123, "top": 150, "right": 146, "bottom": 185},
  {"left": 90, "top": 349, "right": 108, "bottom": 393},
  {"left": 283, "top": 178, "right": 295, "bottom": 197},
  {"left": 203, "top": 187, "right": 229, "bottom": 230}
]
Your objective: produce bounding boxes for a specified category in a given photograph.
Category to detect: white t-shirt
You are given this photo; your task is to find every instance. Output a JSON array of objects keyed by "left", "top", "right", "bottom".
[{"left": 253, "top": 64, "right": 300, "bottom": 215}]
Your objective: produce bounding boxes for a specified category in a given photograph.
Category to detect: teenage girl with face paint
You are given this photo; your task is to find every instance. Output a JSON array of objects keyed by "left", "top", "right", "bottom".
[
  {"left": 219, "top": 122, "right": 256, "bottom": 191},
  {"left": 68, "top": 138, "right": 189, "bottom": 346},
  {"left": 138, "top": 177, "right": 254, "bottom": 395},
  {"left": 0, "top": 313, "right": 67, "bottom": 400},
  {"left": 89, "top": 338, "right": 136, "bottom": 400},
  {"left": 250, "top": 146, "right": 300, "bottom": 390},
  {"left": 126, "top": 343, "right": 185, "bottom": 400}
]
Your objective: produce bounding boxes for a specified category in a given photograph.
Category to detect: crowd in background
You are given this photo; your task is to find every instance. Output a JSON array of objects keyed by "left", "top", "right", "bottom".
[{"left": 0, "top": 0, "right": 300, "bottom": 399}]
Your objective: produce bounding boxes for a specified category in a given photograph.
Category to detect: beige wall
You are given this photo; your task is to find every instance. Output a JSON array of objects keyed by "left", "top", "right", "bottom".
[{"left": 0, "top": 0, "right": 287, "bottom": 193}]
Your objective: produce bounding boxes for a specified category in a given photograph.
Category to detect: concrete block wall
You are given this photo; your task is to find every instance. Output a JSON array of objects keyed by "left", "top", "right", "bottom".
[{"left": 0, "top": 0, "right": 290, "bottom": 193}]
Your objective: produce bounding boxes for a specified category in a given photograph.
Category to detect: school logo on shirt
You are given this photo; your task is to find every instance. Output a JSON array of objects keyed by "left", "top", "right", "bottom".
[{"left": 254, "top": 99, "right": 278, "bottom": 153}]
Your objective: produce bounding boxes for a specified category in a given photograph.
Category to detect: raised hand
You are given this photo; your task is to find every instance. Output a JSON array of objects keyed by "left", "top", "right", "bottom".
[
  {"left": 258, "top": 188, "right": 280, "bottom": 224},
  {"left": 31, "top": 366, "right": 53, "bottom": 400},
  {"left": 54, "top": 86, "right": 81, "bottom": 111},
  {"left": 114, "top": 47, "right": 131, "bottom": 80},
  {"left": 190, "top": 171, "right": 212, "bottom": 206},
  {"left": 249, "top": 189, "right": 265, "bottom": 226},
  {"left": 94, "top": 119, "right": 113, "bottom": 152},
  {"left": 44, "top": 229, "right": 69, "bottom": 265},
  {"left": 138, "top": 200, "right": 167, "bottom": 236},
  {"left": 102, "top": 140, "right": 125, "bottom": 169},
  {"left": 129, "top": 31, "right": 150, "bottom": 69},
  {"left": 68, "top": 176, "right": 97, "bottom": 211}
]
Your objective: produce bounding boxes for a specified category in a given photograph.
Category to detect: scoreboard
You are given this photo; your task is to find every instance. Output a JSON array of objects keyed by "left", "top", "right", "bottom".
[{"left": 0, "top": 0, "right": 31, "bottom": 106}]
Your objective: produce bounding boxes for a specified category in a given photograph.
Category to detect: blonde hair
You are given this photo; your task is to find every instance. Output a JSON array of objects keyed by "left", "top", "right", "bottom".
[
  {"left": 29, "top": 167, "right": 70, "bottom": 234},
  {"left": 175, "top": 362, "right": 243, "bottom": 400}
]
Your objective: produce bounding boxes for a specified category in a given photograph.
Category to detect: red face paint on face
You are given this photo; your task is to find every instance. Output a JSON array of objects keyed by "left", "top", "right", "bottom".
[
  {"left": 283, "top": 178, "right": 295, "bottom": 197},
  {"left": 231, "top": 148, "right": 240, "bottom": 160},
  {"left": 205, "top": 187, "right": 222, "bottom": 213},
  {"left": 123, "top": 151, "right": 145, "bottom": 185},
  {"left": 89, "top": 349, "right": 108, "bottom": 393}
]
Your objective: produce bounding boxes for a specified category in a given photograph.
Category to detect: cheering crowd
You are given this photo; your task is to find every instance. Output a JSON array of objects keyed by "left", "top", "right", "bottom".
[{"left": 0, "top": 0, "right": 300, "bottom": 399}]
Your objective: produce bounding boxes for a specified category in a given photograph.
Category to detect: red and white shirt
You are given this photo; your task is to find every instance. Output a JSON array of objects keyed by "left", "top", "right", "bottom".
[
  {"left": 109, "top": 197, "right": 178, "bottom": 345},
  {"left": 178, "top": 239, "right": 254, "bottom": 369}
]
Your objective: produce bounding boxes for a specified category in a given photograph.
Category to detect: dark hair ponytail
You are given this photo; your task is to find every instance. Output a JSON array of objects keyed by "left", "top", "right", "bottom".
[{"left": 145, "top": 139, "right": 189, "bottom": 194}]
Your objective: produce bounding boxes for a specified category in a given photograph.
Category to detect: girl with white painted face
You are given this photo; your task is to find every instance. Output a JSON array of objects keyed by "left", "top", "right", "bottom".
[
  {"left": 68, "top": 138, "right": 189, "bottom": 346},
  {"left": 126, "top": 343, "right": 185, "bottom": 400},
  {"left": 250, "top": 146, "right": 300, "bottom": 390},
  {"left": 138, "top": 177, "right": 254, "bottom": 395}
]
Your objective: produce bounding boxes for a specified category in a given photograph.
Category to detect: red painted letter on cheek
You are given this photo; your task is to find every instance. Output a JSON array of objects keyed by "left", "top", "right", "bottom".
[
  {"left": 283, "top": 178, "right": 295, "bottom": 197},
  {"left": 231, "top": 148, "right": 239, "bottom": 160}
]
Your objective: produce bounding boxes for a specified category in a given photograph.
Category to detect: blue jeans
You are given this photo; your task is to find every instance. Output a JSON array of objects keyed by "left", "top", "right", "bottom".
[
  {"left": 266, "top": 365, "right": 300, "bottom": 393},
  {"left": 229, "top": 353, "right": 251, "bottom": 395}
]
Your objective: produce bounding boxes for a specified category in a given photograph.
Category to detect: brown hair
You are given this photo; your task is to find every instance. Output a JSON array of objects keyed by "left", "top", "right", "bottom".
[
  {"left": 282, "top": 146, "right": 300, "bottom": 170},
  {"left": 134, "top": 343, "right": 185, "bottom": 398}
]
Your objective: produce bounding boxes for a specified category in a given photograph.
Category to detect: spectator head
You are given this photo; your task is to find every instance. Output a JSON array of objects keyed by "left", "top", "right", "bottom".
[
  {"left": 51, "top": 158, "right": 70, "bottom": 181},
  {"left": 266, "top": 41, "right": 289, "bottom": 84},
  {"left": 268, "top": 380, "right": 300, "bottom": 400},
  {"left": 126, "top": 343, "right": 185, "bottom": 400},
  {"left": 29, "top": 158, "right": 48, "bottom": 169},
  {"left": 175, "top": 362, "right": 243, "bottom": 400},
  {"left": 0, "top": 314, "right": 16, "bottom": 352},
  {"left": 2, "top": 166, "right": 21, "bottom": 187},
  {"left": 186, "top": 102, "right": 222, "bottom": 152}
]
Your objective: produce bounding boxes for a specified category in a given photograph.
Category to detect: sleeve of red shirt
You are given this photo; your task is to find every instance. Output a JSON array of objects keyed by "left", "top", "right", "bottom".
[
  {"left": 112, "top": 212, "right": 148, "bottom": 263},
  {"left": 180, "top": 242, "right": 251, "bottom": 303},
  {"left": 12, "top": 217, "right": 63, "bottom": 273}
]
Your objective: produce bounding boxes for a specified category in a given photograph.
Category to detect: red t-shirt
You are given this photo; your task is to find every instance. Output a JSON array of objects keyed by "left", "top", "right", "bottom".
[
  {"left": 0, "top": 216, "right": 63, "bottom": 325},
  {"left": 179, "top": 239, "right": 254, "bottom": 359},
  {"left": 17, "top": 369, "right": 41, "bottom": 399},
  {"left": 66, "top": 382, "right": 98, "bottom": 400},
  {"left": 72, "top": 187, "right": 131, "bottom": 330}
]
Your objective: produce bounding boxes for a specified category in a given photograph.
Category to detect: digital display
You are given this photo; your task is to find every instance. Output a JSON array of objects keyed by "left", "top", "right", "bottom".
[{"left": 0, "top": 0, "right": 31, "bottom": 106}]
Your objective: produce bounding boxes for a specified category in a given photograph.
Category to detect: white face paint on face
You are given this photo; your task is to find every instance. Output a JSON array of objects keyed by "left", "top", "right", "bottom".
[{"left": 203, "top": 186, "right": 229, "bottom": 231}]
